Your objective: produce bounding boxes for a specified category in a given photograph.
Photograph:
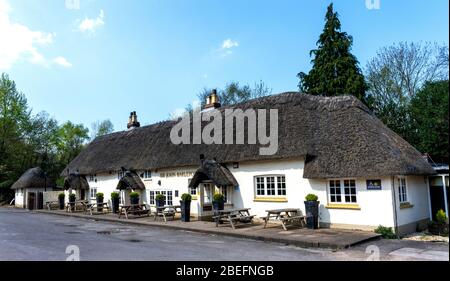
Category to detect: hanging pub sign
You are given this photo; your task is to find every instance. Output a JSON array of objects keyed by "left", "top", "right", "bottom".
[{"left": 367, "top": 179, "right": 382, "bottom": 190}]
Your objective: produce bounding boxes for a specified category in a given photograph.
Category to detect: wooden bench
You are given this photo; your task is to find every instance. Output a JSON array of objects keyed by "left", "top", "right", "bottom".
[
  {"left": 155, "top": 205, "right": 181, "bottom": 222},
  {"left": 45, "top": 201, "right": 59, "bottom": 210},
  {"left": 85, "top": 202, "right": 111, "bottom": 215},
  {"left": 263, "top": 208, "right": 306, "bottom": 231},
  {"left": 212, "top": 208, "right": 255, "bottom": 229},
  {"left": 118, "top": 204, "right": 151, "bottom": 219}
]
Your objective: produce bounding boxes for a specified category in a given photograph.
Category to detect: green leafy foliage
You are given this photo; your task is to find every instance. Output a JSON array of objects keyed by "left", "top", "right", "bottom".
[
  {"left": 436, "top": 209, "right": 448, "bottom": 225},
  {"left": 58, "top": 193, "right": 65, "bottom": 199},
  {"left": 181, "top": 193, "right": 192, "bottom": 201},
  {"left": 374, "top": 225, "right": 397, "bottom": 239},
  {"left": 297, "top": 4, "right": 367, "bottom": 102},
  {"left": 305, "top": 194, "right": 319, "bottom": 201},
  {"left": 155, "top": 193, "right": 165, "bottom": 201},
  {"left": 213, "top": 193, "right": 225, "bottom": 203},
  {"left": 129, "top": 192, "right": 140, "bottom": 199},
  {"left": 96, "top": 192, "right": 104, "bottom": 200},
  {"left": 68, "top": 193, "right": 76, "bottom": 201},
  {"left": 110, "top": 192, "right": 120, "bottom": 199}
]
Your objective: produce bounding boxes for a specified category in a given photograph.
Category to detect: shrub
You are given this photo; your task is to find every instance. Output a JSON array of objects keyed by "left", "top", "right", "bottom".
[
  {"left": 69, "top": 193, "right": 76, "bottom": 201},
  {"left": 374, "top": 225, "right": 397, "bottom": 239},
  {"left": 111, "top": 192, "right": 120, "bottom": 199},
  {"left": 213, "top": 193, "right": 225, "bottom": 203},
  {"left": 305, "top": 194, "right": 319, "bottom": 201},
  {"left": 58, "top": 193, "right": 65, "bottom": 200},
  {"left": 96, "top": 193, "right": 104, "bottom": 200},
  {"left": 129, "top": 192, "right": 140, "bottom": 199},
  {"left": 181, "top": 193, "right": 192, "bottom": 201},
  {"left": 436, "top": 209, "right": 448, "bottom": 225},
  {"left": 155, "top": 193, "right": 165, "bottom": 201}
]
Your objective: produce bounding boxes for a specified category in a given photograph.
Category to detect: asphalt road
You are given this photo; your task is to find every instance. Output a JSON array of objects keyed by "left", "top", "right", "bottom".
[{"left": 0, "top": 208, "right": 448, "bottom": 261}]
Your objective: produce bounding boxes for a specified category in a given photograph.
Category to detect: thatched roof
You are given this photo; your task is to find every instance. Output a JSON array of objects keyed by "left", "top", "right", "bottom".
[
  {"left": 116, "top": 171, "right": 146, "bottom": 190},
  {"left": 63, "top": 174, "right": 89, "bottom": 190},
  {"left": 189, "top": 159, "right": 238, "bottom": 188},
  {"left": 11, "top": 167, "right": 55, "bottom": 190},
  {"left": 63, "top": 92, "right": 435, "bottom": 179}
]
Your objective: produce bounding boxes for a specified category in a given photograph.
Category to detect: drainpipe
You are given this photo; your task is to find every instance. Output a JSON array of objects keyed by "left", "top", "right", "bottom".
[
  {"left": 391, "top": 176, "right": 399, "bottom": 237},
  {"left": 442, "top": 175, "right": 449, "bottom": 218},
  {"left": 426, "top": 177, "right": 433, "bottom": 220}
]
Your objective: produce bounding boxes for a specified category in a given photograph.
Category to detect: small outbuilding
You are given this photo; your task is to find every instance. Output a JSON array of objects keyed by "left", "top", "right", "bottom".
[{"left": 11, "top": 167, "right": 56, "bottom": 210}]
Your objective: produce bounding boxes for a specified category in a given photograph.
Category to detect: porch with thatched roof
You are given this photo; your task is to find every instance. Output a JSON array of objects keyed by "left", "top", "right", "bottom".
[{"left": 11, "top": 167, "right": 55, "bottom": 190}]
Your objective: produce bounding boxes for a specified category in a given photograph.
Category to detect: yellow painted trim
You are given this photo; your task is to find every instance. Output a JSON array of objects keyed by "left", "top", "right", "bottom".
[
  {"left": 191, "top": 195, "right": 198, "bottom": 200},
  {"left": 326, "top": 204, "right": 361, "bottom": 210},
  {"left": 253, "top": 197, "right": 288, "bottom": 203},
  {"left": 400, "top": 202, "right": 414, "bottom": 209}
]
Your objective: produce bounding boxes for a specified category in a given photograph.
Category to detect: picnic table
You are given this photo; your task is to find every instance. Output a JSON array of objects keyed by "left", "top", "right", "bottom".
[
  {"left": 45, "top": 200, "right": 59, "bottom": 210},
  {"left": 118, "top": 204, "right": 151, "bottom": 219},
  {"left": 65, "top": 200, "right": 89, "bottom": 213},
  {"left": 85, "top": 202, "right": 110, "bottom": 215},
  {"left": 212, "top": 208, "right": 255, "bottom": 229},
  {"left": 154, "top": 205, "right": 182, "bottom": 222},
  {"left": 263, "top": 208, "right": 306, "bottom": 231}
]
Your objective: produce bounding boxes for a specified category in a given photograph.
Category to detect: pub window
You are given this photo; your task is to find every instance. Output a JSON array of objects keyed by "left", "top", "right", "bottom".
[
  {"left": 329, "top": 179, "right": 357, "bottom": 203},
  {"left": 151, "top": 190, "right": 173, "bottom": 206},
  {"left": 219, "top": 186, "right": 229, "bottom": 203},
  {"left": 142, "top": 170, "right": 152, "bottom": 179},
  {"left": 398, "top": 177, "right": 408, "bottom": 203},
  {"left": 90, "top": 188, "right": 97, "bottom": 199},
  {"left": 118, "top": 171, "right": 124, "bottom": 180},
  {"left": 254, "top": 175, "right": 287, "bottom": 198}
]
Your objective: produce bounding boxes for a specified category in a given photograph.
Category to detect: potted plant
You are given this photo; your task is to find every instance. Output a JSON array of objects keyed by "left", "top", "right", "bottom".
[
  {"left": 68, "top": 193, "right": 76, "bottom": 211},
  {"left": 58, "top": 193, "right": 65, "bottom": 210},
  {"left": 155, "top": 193, "right": 166, "bottom": 208},
  {"left": 304, "top": 194, "right": 320, "bottom": 229},
  {"left": 111, "top": 192, "right": 120, "bottom": 213},
  {"left": 428, "top": 209, "right": 449, "bottom": 236},
  {"left": 96, "top": 192, "right": 104, "bottom": 212},
  {"left": 129, "top": 192, "right": 140, "bottom": 205},
  {"left": 213, "top": 193, "right": 225, "bottom": 224},
  {"left": 180, "top": 193, "right": 192, "bottom": 222}
]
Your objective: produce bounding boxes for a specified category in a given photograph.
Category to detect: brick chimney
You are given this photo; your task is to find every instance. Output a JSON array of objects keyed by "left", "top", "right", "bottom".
[
  {"left": 203, "top": 89, "right": 221, "bottom": 110},
  {"left": 127, "top": 111, "right": 140, "bottom": 129}
]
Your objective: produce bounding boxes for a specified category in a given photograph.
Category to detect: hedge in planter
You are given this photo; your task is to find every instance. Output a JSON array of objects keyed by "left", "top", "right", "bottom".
[
  {"left": 428, "top": 209, "right": 449, "bottom": 236},
  {"left": 58, "top": 193, "right": 65, "bottom": 210},
  {"left": 129, "top": 192, "right": 140, "bottom": 205},
  {"left": 304, "top": 194, "right": 319, "bottom": 229},
  {"left": 68, "top": 194, "right": 77, "bottom": 211},
  {"left": 96, "top": 193, "right": 104, "bottom": 212},
  {"left": 213, "top": 193, "right": 225, "bottom": 224},
  {"left": 111, "top": 192, "right": 120, "bottom": 213},
  {"left": 155, "top": 193, "right": 166, "bottom": 207},
  {"left": 180, "top": 193, "right": 192, "bottom": 222}
]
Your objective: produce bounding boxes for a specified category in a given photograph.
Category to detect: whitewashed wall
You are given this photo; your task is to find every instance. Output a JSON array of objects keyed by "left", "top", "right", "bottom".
[
  {"left": 80, "top": 158, "right": 429, "bottom": 233},
  {"left": 395, "top": 175, "right": 430, "bottom": 227},
  {"left": 15, "top": 189, "right": 24, "bottom": 208}
]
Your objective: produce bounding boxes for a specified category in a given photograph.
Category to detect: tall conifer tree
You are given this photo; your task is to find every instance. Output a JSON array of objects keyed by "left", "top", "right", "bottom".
[{"left": 298, "top": 3, "right": 367, "bottom": 101}]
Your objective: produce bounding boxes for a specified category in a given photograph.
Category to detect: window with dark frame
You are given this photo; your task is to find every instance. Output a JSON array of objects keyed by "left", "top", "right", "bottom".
[
  {"left": 398, "top": 177, "right": 408, "bottom": 203},
  {"left": 329, "top": 179, "right": 357, "bottom": 203}
]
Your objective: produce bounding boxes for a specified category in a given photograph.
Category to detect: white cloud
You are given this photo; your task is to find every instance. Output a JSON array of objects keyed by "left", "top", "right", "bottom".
[
  {"left": 217, "top": 38, "right": 239, "bottom": 57},
  {"left": 78, "top": 9, "right": 105, "bottom": 33},
  {"left": 0, "top": 0, "right": 68, "bottom": 70},
  {"left": 221, "top": 39, "right": 239, "bottom": 49},
  {"left": 53, "top": 56, "right": 72, "bottom": 68}
]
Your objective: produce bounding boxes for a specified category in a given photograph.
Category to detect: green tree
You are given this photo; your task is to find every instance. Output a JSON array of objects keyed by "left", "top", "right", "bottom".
[
  {"left": 409, "top": 81, "right": 449, "bottom": 162},
  {"left": 56, "top": 121, "right": 89, "bottom": 166},
  {"left": 91, "top": 119, "right": 114, "bottom": 140},
  {"left": 198, "top": 81, "right": 272, "bottom": 107},
  {"left": 297, "top": 3, "right": 367, "bottom": 101}
]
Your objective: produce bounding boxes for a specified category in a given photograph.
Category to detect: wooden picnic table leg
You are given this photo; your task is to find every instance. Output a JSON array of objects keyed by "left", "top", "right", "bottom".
[
  {"left": 229, "top": 215, "right": 236, "bottom": 230},
  {"left": 263, "top": 213, "right": 270, "bottom": 228}
]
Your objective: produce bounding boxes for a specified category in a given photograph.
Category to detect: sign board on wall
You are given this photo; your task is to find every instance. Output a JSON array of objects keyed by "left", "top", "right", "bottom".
[{"left": 366, "top": 179, "right": 382, "bottom": 190}]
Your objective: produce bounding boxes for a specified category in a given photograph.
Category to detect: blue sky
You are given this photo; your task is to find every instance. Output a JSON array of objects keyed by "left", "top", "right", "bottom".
[{"left": 1, "top": 0, "right": 448, "bottom": 132}]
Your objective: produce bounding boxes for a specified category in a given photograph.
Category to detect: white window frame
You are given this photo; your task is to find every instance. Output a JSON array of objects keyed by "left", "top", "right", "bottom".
[
  {"left": 142, "top": 170, "right": 152, "bottom": 179},
  {"left": 89, "top": 188, "right": 97, "bottom": 200},
  {"left": 328, "top": 179, "right": 358, "bottom": 204},
  {"left": 149, "top": 190, "right": 173, "bottom": 206},
  {"left": 118, "top": 171, "right": 124, "bottom": 180},
  {"left": 254, "top": 175, "right": 287, "bottom": 198},
  {"left": 397, "top": 176, "right": 408, "bottom": 203}
]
